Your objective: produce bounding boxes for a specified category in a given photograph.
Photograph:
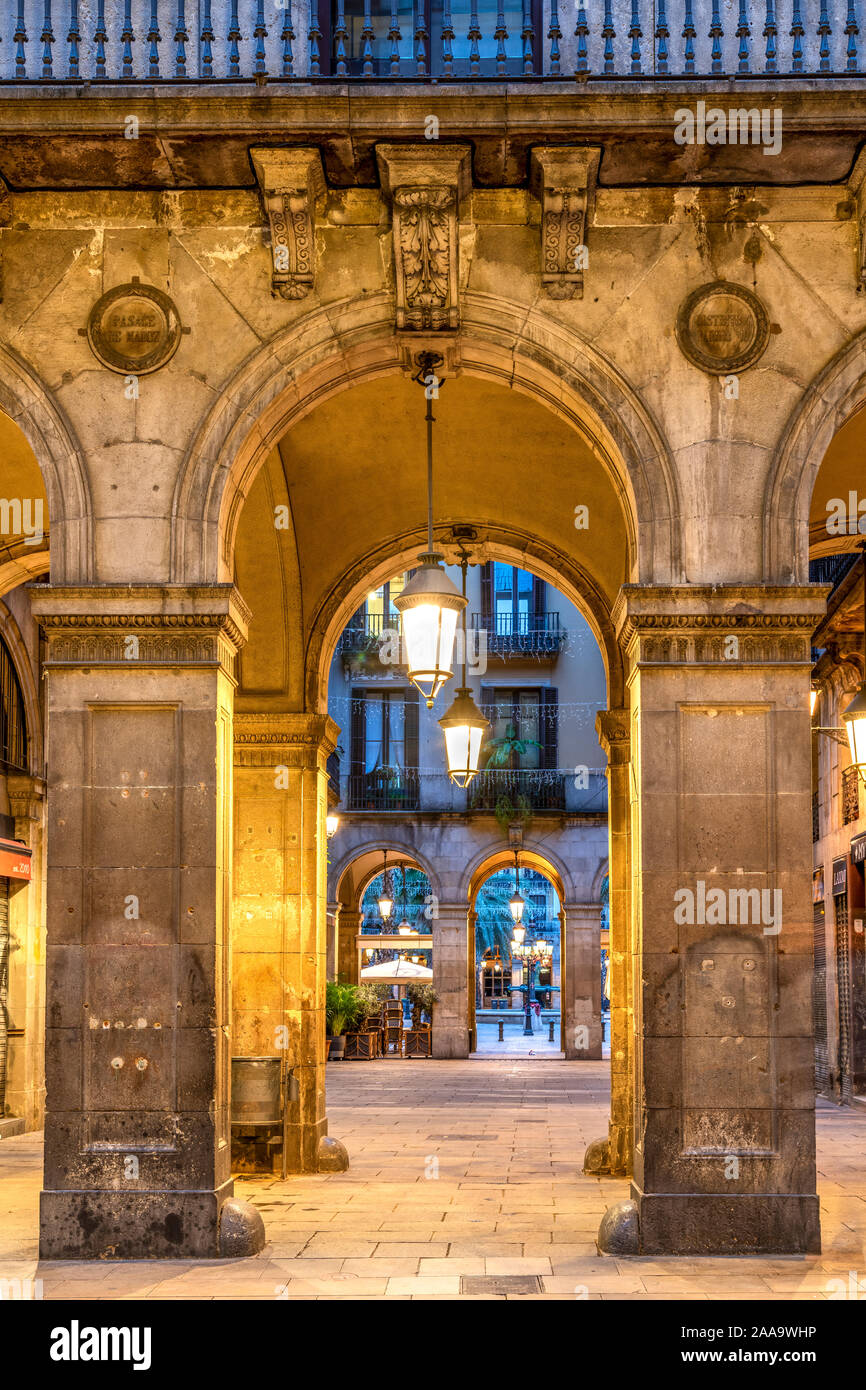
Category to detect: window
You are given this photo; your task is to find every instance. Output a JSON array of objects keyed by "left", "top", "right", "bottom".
[
  {"left": 349, "top": 687, "right": 420, "bottom": 809},
  {"left": 325, "top": 0, "right": 540, "bottom": 76},
  {"left": 364, "top": 576, "right": 406, "bottom": 632},
  {"left": 0, "top": 637, "right": 26, "bottom": 772},
  {"left": 482, "top": 562, "right": 543, "bottom": 637},
  {"left": 481, "top": 686, "right": 557, "bottom": 769}
]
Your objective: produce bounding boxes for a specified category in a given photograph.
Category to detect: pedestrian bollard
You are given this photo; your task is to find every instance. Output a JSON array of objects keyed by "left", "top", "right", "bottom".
[
  {"left": 548, "top": 1020, "right": 555, "bottom": 1042},
  {"left": 498, "top": 1020, "right": 504, "bottom": 1042}
]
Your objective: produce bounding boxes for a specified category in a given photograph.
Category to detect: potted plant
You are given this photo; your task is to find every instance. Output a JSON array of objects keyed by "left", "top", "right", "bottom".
[
  {"left": 326, "top": 981, "right": 360, "bottom": 1061},
  {"left": 345, "top": 983, "right": 388, "bottom": 1059},
  {"left": 404, "top": 982, "right": 438, "bottom": 1058}
]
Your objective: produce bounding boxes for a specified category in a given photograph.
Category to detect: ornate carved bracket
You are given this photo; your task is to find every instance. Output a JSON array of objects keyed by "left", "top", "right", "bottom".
[
  {"left": 850, "top": 150, "right": 866, "bottom": 286},
  {"left": 530, "top": 147, "right": 601, "bottom": 301},
  {"left": 250, "top": 147, "right": 326, "bottom": 301},
  {"left": 376, "top": 145, "right": 472, "bottom": 336}
]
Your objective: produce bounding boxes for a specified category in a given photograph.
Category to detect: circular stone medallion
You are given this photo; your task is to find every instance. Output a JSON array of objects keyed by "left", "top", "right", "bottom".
[
  {"left": 86, "top": 280, "right": 183, "bottom": 375},
  {"left": 675, "top": 281, "right": 770, "bottom": 374}
]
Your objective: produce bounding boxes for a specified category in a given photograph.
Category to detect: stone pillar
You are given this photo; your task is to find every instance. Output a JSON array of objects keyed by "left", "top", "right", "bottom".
[
  {"left": 33, "top": 584, "right": 256, "bottom": 1260},
  {"left": 7, "top": 773, "right": 46, "bottom": 1131},
  {"left": 600, "top": 586, "right": 824, "bottom": 1256},
  {"left": 586, "top": 710, "right": 633, "bottom": 1176},
  {"left": 336, "top": 909, "right": 362, "bottom": 985},
  {"left": 233, "top": 713, "right": 347, "bottom": 1174},
  {"left": 432, "top": 903, "right": 469, "bottom": 1059},
  {"left": 563, "top": 903, "right": 602, "bottom": 1059}
]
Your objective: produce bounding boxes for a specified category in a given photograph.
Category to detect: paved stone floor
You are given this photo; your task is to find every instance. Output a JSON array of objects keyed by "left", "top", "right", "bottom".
[{"left": 1, "top": 1061, "right": 865, "bottom": 1300}]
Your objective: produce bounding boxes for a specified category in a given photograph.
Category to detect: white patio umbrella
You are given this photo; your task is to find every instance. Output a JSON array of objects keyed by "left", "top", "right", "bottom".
[{"left": 360, "top": 957, "right": 433, "bottom": 982}]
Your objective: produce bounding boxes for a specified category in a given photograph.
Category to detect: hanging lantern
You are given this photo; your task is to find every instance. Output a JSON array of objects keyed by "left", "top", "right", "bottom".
[
  {"left": 439, "top": 686, "right": 489, "bottom": 787},
  {"left": 510, "top": 892, "right": 526, "bottom": 925},
  {"left": 842, "top": 685, "right": 866, "bottom": 770},
  {"left": 842, "top": 546, "right": 866, "bottom": 773},
  {"left": 377, "top": 850, "right": 393, "bottom": 921},
  {"left": 394, "top": 555, "right": 466, "bottom": 708},
  {"left": 397, "top": 920, "right": 414, "bottom": 936},
  {"left": 326, "top": 812, "right": 340, "bottom": 838}
]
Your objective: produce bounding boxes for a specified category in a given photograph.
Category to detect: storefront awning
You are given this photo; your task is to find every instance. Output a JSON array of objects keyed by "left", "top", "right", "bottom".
[{"left": 0, "top": 837, "right": 31, "bottom": 881}]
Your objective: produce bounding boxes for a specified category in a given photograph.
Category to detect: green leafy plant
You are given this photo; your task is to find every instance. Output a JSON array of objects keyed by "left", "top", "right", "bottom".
[
  {"left": 484, "top": 721, "right": 541, "bottom": 770},
  {"left": 326, "top": 981, "right": 361, "bottom": 1037},
  {"left": 406, "top": 981, "right": 438, "bottom": 1030},
  {"left": 354, "top": 982, "right": 389, "bottom": 1027}
]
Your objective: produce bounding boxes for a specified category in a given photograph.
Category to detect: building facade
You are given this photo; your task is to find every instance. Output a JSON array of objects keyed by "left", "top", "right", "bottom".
[
  {"left": 325, "top": 564, "right": 609, "bottom": 1058},
  {"left": 0, "top": 0, "right": 863, "bottom": 1259}
]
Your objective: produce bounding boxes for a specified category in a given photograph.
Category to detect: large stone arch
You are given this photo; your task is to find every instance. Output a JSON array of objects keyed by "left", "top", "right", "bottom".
[
  {"left": 0, "top": 598, "right": 43, "bottom": 779},
  {"left": 329, "top": 839, "right": 444, "bottom": 909},
  {"left": 171, "top": 292, "right": 681, "bottom": 590},
  {"left": 0, "top": 345, "right": 93, "bottom": 586},
  {"left": 764, "top": 328, "right": 866, "bottom": 583},
  {"left": 306, "top": 528, "right": 625, "bottom": 714}
]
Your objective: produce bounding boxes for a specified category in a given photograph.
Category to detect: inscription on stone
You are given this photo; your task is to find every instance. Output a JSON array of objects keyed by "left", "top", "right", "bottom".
[
  {"left": 676, "top": 280, "right": 770, "bottom": 374},
  {"left": 85, "top": 278, "right": 184, "bottom": 375}
]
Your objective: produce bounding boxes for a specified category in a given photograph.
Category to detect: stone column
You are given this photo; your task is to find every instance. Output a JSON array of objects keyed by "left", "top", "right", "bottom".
[
  {"left": 586, "top": 710, "right": 633, "bottom": 1176},
  {"left": 7, "top": 772, "right": 46, "bottom": 1131},
  {"left": 233, "top": 713, "right": 347, "bottom": 1174},
  {"left": 563, "top": 903, "right": 602, "bottom": 1060},
  {"left": 432, "top": 903, "right": 469, "bottom": 1059},
  {"left": 32, "top": 584, "right": 259, "bottom": 1260},
  {"left": 599, "top": 586, "right": 824, "bottom": 1256},
  {"left": 335, "top": 908, "right": 362, "bottom": 985}
]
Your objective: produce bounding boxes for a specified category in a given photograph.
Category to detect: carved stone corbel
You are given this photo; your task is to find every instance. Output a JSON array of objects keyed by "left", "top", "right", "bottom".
[
  {"left": 376, "top": 145, "right": 472, "bottom": 335},
  {"left": 849, "top": 149, "right": 866, "bottom": 287},
  {"left": 530, "top": 147, "right": 601, "bottom": 301},
  {"left": 250, "top": 147, "right": 326, "bottom": 301}
]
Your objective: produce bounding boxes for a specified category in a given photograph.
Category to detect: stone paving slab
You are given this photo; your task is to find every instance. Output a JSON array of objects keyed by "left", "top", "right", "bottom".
[{"left": 1, "top": 1061, "right": 865, "bottom": 1300}]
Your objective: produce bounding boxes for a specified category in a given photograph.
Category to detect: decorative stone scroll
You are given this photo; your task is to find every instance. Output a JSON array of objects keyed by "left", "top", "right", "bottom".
[
  {"left": 376, "top": 145, "right": 472, "bottom": 335},
  {"left": 250, "top": 147, "right": 326, "bottom": 301},
  {"left": 530, "top": 147, "right": 601, "bottom": 301}
]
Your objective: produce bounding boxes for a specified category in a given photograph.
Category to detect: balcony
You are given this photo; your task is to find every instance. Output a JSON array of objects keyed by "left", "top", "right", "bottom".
[
  {"left": 842, "top": 765, "right": 860, "bottom": 826},
  {"left": 469, "top": 766, "right": 567, "bottom": 812},
  {"left": 2, "top": 3, "right": 860, "bottom": 84},
  {"left": 340, "top": 766, "right": 606, "bottom": 812},
  {"left": 471, "top": 612, "right": 566, "bottom": 660},
  {"left": 347, "top": 766, "right": 421, "bottom": 811}
]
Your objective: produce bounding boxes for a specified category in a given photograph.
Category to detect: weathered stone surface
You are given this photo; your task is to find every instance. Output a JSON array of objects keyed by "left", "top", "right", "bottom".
[
  {"left": 317, "top": 1136, "right": 350, "bottom": 1173},
  {"left": 597, "top": 1200, "right": 640, "bottom": 1255},
  {"left": 218, "top": 1198, "right": 266, "bottom": 1258}
]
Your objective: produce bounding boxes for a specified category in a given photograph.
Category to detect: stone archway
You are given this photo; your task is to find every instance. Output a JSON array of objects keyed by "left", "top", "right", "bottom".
[
  {"left": 764, "top": 329, "right": 866, "bottom": 583},
  {"left": 0, "top": 347, "right": 93, "bottom": 586},
  {"left": 171, "top": 293, "right": 681, "bottom": 589},
  {"left": 465, "top": 846, "right": 595, "bottom": 1061}
]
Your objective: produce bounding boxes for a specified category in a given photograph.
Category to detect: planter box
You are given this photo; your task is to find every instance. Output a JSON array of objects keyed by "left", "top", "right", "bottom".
[
  {"left": 403, "top": 1026, "right": 431, "bottom": 1058},
  {"left": 345, "top": 1030, "right": 379, "bottom": 1060}
]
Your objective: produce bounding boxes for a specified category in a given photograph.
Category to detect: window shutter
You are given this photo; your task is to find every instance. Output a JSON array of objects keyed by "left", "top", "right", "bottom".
[
  {"left": 541, "top": 688, "right": 558, "bottom": 770},
  {"left": 533, "top": 576, "right": 546, "bottom": 621},
  {"left": 404, "top": 687, "right": 420, "bottom": 770},
  {"left": 480, "top": 563, "right": 493, "bottom": 623},
  {"left": 350, "top": 688, "right": 365, "bottom": 779}
]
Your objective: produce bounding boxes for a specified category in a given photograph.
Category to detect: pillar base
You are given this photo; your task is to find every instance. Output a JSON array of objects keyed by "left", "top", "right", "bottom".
[
  {"left": 219, "top": 1198, "right": 266, "bottom": 1257},
  {"left": 39, "top": 1180, "right": 234, "bottom": 1260},
  {"left": 628, "top": 1185, "right": 821, "bottom": 1256},
  {"left": 583, "top": 1136, "right": 610, "bottom": 1175},
  {"left": 432, "top": 1028, "right": 469, "bottom": 1060}
]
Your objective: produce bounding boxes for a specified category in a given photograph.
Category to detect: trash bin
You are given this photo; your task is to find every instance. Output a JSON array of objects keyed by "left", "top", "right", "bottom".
[{"left": 230, "top": 1056, "right": 282, "bottom": 1126}]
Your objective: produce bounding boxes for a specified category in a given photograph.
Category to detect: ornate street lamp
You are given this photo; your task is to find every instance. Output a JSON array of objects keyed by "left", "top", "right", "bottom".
[
  {"left": 841, "top": 542, "right": 866, "bottom": 774},
  {"left": 509, "top": 851, "right": 526, "bottom": 925},
  {"left": 326, "top": 811, "right": 340, "bottom": 838},
  {"left": 396, "top": 864, "right": 414, "bottom": 934},
  {"left": 394, "top": 353, "right": 467, "bottom": 708},
  {"left": 377, "top": 849, "right": 393, "bottom": 922},
  {"left": 439, "top": 555, "right": 489, "bottom": 786},
  {"left": 814, "top": 542, "right": 866, "bottom": 784}
]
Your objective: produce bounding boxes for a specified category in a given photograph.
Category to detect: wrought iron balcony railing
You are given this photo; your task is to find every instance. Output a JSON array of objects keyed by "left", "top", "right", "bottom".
[
  {"left": 340, "top": 765, "right": 606, "bottom": 811},
  {"left": 2, "top": 2, "right": 860, "bottom": 84},
  {"left": 338, "top": 612, "right": 399, "bottom": 657},
  {"left": 471, "top": 611, "right": 565, "bottom": 657}
]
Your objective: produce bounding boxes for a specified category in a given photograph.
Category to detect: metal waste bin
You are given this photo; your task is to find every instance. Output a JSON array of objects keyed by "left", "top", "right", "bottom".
[{"left": 231, "top": 1056, "right": 282, "bottom": 1126}]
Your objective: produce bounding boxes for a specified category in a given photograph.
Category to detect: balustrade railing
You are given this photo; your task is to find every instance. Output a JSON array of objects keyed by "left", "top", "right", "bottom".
[{"left": 1, "top": 2, "right": 859, "bottom": 81}]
